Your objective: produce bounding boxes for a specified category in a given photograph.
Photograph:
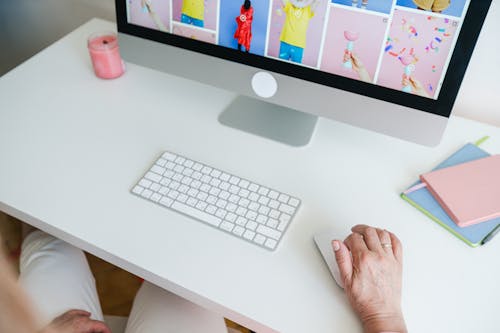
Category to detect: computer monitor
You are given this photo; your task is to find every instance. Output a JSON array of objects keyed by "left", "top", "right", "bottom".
[{"left": 116, "top": 0, "right": 492, "bottom": 146}]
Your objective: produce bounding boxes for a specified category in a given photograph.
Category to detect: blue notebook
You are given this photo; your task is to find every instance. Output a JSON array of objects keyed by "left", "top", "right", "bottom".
[{"left": 401, "top": 142, "right": 500, "bottom": 247}]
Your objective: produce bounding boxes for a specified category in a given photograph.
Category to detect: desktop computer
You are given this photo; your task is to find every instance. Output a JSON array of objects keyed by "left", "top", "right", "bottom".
[
  {"left": 118, "top": 0, "right": 492, "bottom": 250},
  {"left": 116, "top": 0, "right": 491, "bottom": 147}
]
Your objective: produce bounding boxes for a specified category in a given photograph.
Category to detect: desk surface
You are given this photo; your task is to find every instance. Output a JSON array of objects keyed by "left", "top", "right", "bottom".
[{"left": 1, "top": 19, "right": 499, "bottom": 333}]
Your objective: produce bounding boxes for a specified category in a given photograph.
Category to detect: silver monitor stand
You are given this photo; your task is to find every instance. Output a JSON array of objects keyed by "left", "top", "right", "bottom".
[{"left": 219, "top": 96, "right": 318, "bottom": 147}]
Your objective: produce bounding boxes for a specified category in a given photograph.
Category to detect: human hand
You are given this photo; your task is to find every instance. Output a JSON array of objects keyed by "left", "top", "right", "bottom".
[
  {"left": 346, "top": 53, "right": 372, "bottom": 83},
  {"left": 333, "top": 225, "right": 407, "bottom": 333},
  {"left": 40, "top": 310, "right": 111, "bottom": 333},
  {"left": 402, "top": 76, "right": 429, "bottom": 98}
]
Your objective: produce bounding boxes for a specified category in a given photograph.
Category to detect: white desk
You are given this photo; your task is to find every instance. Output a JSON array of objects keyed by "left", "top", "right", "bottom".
[{"left": 1, "top": 19, "right": 499, "bottom": 333}]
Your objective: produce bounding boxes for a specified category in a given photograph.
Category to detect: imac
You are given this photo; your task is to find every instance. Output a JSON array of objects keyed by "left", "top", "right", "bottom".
[{"left": 116, "top": 0, "right": 492, "bottom": 146}]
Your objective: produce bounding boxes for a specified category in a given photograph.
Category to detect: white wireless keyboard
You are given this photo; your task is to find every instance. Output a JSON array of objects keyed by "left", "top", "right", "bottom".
[{"left": 131, "top": 151, "right": 301, "bottom": 251}]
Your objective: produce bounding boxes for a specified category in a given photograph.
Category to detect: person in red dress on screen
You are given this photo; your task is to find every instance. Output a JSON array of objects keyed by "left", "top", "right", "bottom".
[{"left": 234, "top": 0, "right": 253, "bottom": 53}]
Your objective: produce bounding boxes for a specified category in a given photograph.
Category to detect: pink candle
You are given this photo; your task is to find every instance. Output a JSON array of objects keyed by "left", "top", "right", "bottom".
[{"left": 87, "top": 32, "right": 125, "bottom": 79}]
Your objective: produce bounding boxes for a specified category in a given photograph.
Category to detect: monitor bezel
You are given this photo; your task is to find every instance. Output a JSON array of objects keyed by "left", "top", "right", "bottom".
[{"left": 115, "top": 0, "right": 492, "bottom": 118}]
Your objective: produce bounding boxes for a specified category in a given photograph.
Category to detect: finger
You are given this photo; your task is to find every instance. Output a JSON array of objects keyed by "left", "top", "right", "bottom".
[
  {"left": 351, "top": 225, "right": 383, "bottom": 252},
  {"left": 332, "top": 240, "right": 352, "bottom": 287},
  {"left": 344, "top": 232, "right": 368, "bottom": 255},
  {"left": 376, "top": 228, "right": 393, "bottom": 255},
  {"left": 82, "top": 319, "right": 112, "bottom": 333},
  {"left": 65, "top": 309, "right": 91, "bottom": 318},
  {"left": 389, "top": 231, "right": 403, "bottom": 263}
]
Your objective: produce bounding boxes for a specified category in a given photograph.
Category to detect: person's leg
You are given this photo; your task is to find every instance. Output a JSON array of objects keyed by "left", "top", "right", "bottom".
[
  {"left": 124, "top": 282, "right": 227, "bottom": 333},
  {"left": 290, "top": 45, "right": 304, "bottom": 64},
  {"left": 279, "top": 41, "right": 291, "bottom": 61},
  {"left": 18, "top": 228, "right": 103, "bottom": 329}
]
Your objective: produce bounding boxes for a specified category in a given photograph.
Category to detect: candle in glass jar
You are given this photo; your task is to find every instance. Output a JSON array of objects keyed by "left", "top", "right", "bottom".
[{"left": 87, "top": 32, "right": 125, "bottom": 79}]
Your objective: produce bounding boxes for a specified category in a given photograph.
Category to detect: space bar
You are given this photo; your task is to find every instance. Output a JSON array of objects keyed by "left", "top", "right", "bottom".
[{"left": 171, "top": 202, "right": 222, "bottom": 227}]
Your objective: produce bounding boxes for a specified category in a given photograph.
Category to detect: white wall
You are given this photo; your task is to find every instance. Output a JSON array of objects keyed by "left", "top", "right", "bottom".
[
  {"left": 454, "top": 0, "right": 500, "bottom": 127},
  {"left": 0, "top": 0, "right": 498, "bottom": 127}
]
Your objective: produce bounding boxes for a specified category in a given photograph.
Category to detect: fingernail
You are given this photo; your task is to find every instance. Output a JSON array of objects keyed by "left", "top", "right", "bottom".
[{"left": 332, "top": 240, "right": 340, "bottom": 251}]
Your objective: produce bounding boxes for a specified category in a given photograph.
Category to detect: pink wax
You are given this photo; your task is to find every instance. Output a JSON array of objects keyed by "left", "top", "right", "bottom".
[
  {"left": 344, "top": 31, "right": 359, "bottom": 42},
  {"left": 87, "top": 32, "right": 125, "bottom": 79}
]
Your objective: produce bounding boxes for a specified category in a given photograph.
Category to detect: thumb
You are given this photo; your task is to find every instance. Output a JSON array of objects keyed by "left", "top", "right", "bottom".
[
  {"left": 332, "top": 240, "right": 352, "bottom": 287},
  {"left": 82, "top": 319, "right": 111, "bottom": 333}
]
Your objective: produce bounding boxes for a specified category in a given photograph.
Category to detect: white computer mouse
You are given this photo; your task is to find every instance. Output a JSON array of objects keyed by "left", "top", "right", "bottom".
[{"left": 314, "top": 232, "right": 344, "bottom": 288}]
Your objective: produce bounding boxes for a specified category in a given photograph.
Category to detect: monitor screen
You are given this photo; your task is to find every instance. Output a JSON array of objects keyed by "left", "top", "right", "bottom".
[
  {"left": 127, "top": 0, "right": 472, "bottom": 100},
  {"left": 117, "top": 0, "right": 490, "bottom": 118}
]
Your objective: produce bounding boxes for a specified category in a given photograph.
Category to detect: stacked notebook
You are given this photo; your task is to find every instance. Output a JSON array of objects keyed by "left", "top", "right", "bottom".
[{"left": 401, "top": 139, "right": 500, "bottom": 247}]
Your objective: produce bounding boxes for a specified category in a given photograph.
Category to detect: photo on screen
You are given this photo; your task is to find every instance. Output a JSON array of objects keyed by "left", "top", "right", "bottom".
[
  {"left": 266, "top": 0, "right": 329, "bottom": 67},
  {"left": 331, "top": 0, "right": 394, "bottom": 15},
  {"left": 172, "top": 0, "right": 218, "bottom": 30},
  {"left": 396, "top": 0, "right": 467, "bottom": 18},
  {"left": 320, "top": 6, "right": 388, "bottom": 83},
  {"left": 219, "top": 0, "right": 270, "bottom": 56},
  {"left": 129, "top": 0, "right": 171, "bottom": 32},
  {"left": 172, "top": 22, "right": 217, "bottom": 43},
  {"left": 377, "top": 9, "right": 459, "bottom": 98}
]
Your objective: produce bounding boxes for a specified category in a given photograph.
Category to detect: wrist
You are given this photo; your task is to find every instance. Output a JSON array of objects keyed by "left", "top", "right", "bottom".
[{"left": 362, "top": 313, "right": 407, "bottom": 333}]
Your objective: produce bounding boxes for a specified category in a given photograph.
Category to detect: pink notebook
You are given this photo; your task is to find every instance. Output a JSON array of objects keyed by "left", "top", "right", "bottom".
[{"left": 420, "top": 155, "right": 500, "bottom": 227}]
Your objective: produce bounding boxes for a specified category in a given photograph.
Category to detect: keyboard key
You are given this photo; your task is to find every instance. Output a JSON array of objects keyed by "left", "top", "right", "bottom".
[
  {"left": 151, "top": 165, "right": 165, "bottom": 175},
  {"left": 196, "top": 201, "right": 208, "bottom": 211},
  {"left": 258, "top": 196, "right": 270, "bottom": 206},
  {"left": 226, "top": 213, "right": 237, "bottom": 222},
  {"left": 279, "top": 203, "right": 295, "bottom": 215},
  {"left": 239, "top": 179, "right": 250, "bottom": 188},
  {"left": 248, "top": 192, "right": 259, "bottom": 201},
  {"left": 235, "top": 216, "right": 247, "bottom": 226},
  {"left": 192, "top": 163, "right": 203, "bottom": 171},
  {"left": 215, "top": 209, "right": 227, "bottom": 219},
  {"left": 254, "top": 234, "right": 266, "bottom": 245},
  {"left": 264, "top": 238, "right": 277, "bottom": 249},
  {"left": 289, "top": 198, "right": 300, "bottom": 207},
  {"left": 233, "top": 226, "right": 245, "bottom": 236},
  {"left": 220, "top": 221, "right": 234, "bottom": 231},
  {"left": 256, "top": 214, "right": 268, "bottom": 224},
  {"left": 141, "top": 189, "right": 153, "bottom": 198},
  {"left": 151, "top": 193, "right": 162, "bottom": 202},
  {"left": 159, "top": 196, "right": 173, "bottom": 207},
  {"left": 162, "top": 152, "right": 176, "bottom": 161},
  {"left": 201, "top": 166, "right": 212, "bottom": 174},
  {"left": 258, "top": 187, "right": 269, "bottom": 196},
  {"left": 174, "top": 156, "right": 185, "bottom": 165},
  {"left": 278, "top": 193, "right": 290, "bottom": 203},
  {"left": 248, "top": 183, "right": 259, "bottom": 192},
  {"left": 181, "top": 176, "right": 192, "bottom": 186},
  {"left": 238, "top": 189, "right": 250, "bottom": 198},
  {"left": 220, "top": 173, "right": 230, "bottom": 181},
  {"left": 226, "top": 203, "right": 237, "bottom": 212},
  {"left": 267, "top": 218, "right": 279, "bottom": 229},
  {"left": 132, "top": 185, "right": 144, "bottom": 195},
  {"left": 256, "top": 225, "right": 281, "bottom": 240},
  {"left": 210, "top": 169, "right": 221, "bottom": 178},
  {"left": 243, "top": 230, "right": 255, "bottom": 240},
  {"left": 184, "top": 159, "right": 194, "bottom": 168},
  {"left": 258, "top": 206, "right": 270, "bottom": 215},
  {"left": 205, "top": 205, "right": 217, "bottom": 215},
  {"left": 246, "top": 221, "right": 257, "bottom": 231},
  {"left": 269, "top": 200, "right": 280, "bottom": 210},
  {"left": 177, "top": 194, "right": 188, "bottom": 203},
  {"left": 159, "top": 186, "right": 169, "bottom": 195},
  {"left": 172, "top": 201, "right": 221, "bottom": 227},
  {"left": 268, "top": 190, "right": 279, "bottom": 199},
  {"left": 145, "top": 172, "right": 162, "bottom": 183},
  {"left": 229, "top": 176, "right": 240, "bottom": 185},
  {"left": 139, "top": 179, "right": 152, "bottom": 188},
  {"left": 156, "top": 158, "right": 167, "bottom": 167},
  {"left": 186, "top": 197, "right": 198, "bottom": 207}
]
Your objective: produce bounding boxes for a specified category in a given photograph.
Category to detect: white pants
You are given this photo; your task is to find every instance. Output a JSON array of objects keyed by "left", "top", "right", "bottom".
[{"left": 19, "top": 231, "right": 227, "bottom": 333}]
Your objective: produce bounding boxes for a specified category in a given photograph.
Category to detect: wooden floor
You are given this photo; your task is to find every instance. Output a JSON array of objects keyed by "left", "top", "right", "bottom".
[{"left": 0, "top": 211, "right": 251, "bottom": 333}]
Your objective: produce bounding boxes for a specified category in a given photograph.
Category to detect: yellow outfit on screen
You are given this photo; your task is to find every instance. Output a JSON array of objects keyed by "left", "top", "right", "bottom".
[
  {"left": 280, "top": 2, "right": 315, "bottom": 49},
  {"left": 412, "top": 0, "right": 450, "bottom": 12},
  {"left": 182, "top": 0, "right": 204, "bottom": 20}
]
